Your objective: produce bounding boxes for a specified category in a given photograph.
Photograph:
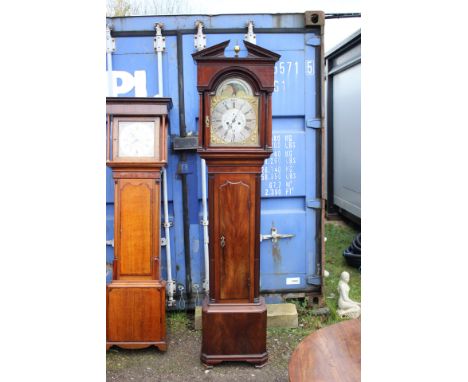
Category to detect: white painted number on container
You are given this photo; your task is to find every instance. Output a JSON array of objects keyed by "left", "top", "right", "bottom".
[
  {"left": 305, "top": 60, "right": 314, "bottom": 76},
  {"left": 273, "top": 80, "right": 286, "bottom": 93},
  {"left": 273, "top": 60, "right": 315, "bottom": 93},
  {"left": 262, "top": 134, "right": 298, "bottom": 197}
]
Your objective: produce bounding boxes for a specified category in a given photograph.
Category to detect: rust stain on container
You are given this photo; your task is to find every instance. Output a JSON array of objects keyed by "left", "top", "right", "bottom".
[{"left": 272, "top": 241, "right": 282, "bottom": 266}]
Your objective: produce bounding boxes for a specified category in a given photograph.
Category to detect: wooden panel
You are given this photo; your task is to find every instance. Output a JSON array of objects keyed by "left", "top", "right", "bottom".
[
  {"left": 132, "top": 286, "right": 161, "bottom": 341},
  {"left": 196, "top": 63, "right": 276, "bottom": 91},
  {"left": 107, "top": 282, "right": 165, "bottom": 343},
  {"left": 107, "top": 287, "right": 133, "bottom": 341},
  {"left": 117, "top": 178, "right": 158, "bottom": 279},
  {"left": 106, "top": 97, "right": 171, "bottom": 116},
  {"left": 215, "top": 173, "right": 256, "bottom": 302}
]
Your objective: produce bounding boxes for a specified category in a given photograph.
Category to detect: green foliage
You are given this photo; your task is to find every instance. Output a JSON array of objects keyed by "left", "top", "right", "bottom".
[
  {"left": 324, "top": 222, "right": 361, "bottom": 309},
  {"left": 106, "top": 0, "right": 191, "bottom": 17},
  {"left": 284, "top": 221, "right": 361, "bottom": 341},
  {"left": 167, "top": 311, "right": 191, "bottom": 332},
  {"left": 107, "top": 0, "right": 132, "bottom": 16}
]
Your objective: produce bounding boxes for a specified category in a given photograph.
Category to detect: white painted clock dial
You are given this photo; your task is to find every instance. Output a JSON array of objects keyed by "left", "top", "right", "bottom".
[{"left": 118, "top": 121, "right": 155, "bottom": 157}]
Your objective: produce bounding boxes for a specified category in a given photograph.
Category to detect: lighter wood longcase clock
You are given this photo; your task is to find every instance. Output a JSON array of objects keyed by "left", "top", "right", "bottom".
[
  {"left": 106, "top": 97, "right": 171, "bottom": 351},
  {"left": 193, "top": 40, "right": 280, "bottom": 367}
]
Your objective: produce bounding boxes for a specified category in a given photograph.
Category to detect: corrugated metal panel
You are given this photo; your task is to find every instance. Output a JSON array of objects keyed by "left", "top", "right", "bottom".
[
  {"left": 106, "top": 13, "right": 324, "bottom": 306},
  {"left": 332, "top": 64, "right": 361, "bottom": 218},
  {"left": 325, "top": 30, "right": 361, "bottom": 221}
]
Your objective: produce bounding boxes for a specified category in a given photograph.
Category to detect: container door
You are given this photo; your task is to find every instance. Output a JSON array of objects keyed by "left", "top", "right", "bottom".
[
  {"left": 259, "top": 32, "right": 321, "bottom": 294},
  {"left": 189, "top": 33, "right": 322, "bottom": 297}
]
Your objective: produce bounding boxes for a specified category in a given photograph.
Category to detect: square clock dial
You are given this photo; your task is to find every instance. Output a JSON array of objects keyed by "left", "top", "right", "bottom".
[
  {"left": 119, "top": 121, "right": 155, "bottom": 157},
  {"left": 113, "top": 118, "right": 160, "bottom": 161}
]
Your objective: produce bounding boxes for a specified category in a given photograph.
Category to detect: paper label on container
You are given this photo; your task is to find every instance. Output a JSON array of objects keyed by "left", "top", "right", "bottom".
[{"left": 286, "top": 277, "right": 301, "bottom": 285}]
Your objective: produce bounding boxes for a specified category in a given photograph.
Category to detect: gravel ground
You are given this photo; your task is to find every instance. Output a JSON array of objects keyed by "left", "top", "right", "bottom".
[{"left": 107, "top": 312, "right": 299, "bottom": 382}]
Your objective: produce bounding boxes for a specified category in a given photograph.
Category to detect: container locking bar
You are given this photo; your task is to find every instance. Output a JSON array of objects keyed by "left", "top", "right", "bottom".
[
  {"left": 154, "top": 23, "right": 166, "bottom": 52},
  {"left": 306, "top": 199, "right": 323, "bottom": 209},
  {"left": 160, "top": 220, "right": 173, "bottom": 246},
  {"left": 260, "top": 227, "right": 295, "bottom": 243},
  {"left": 106, "top": 25, "right": 116, "bottom": 53},
  {"left": 306, "top": 118, "right": 322, "bottom": 129}
]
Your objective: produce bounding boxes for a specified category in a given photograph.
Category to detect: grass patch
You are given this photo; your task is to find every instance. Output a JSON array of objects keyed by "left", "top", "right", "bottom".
[
  {"left": 324, "top": 221, "right": 361, "bottom": 312},
  {"left": 167, "top": 310, "right": 192, "bottom": 332},
  {"left": 286, "top": 221, "right": 360, "bottom": 338}
]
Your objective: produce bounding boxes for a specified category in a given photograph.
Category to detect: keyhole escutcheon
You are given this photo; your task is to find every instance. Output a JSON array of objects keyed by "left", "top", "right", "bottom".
[{"left": 220, "top": 235, "right": 226, "bottom": 248}]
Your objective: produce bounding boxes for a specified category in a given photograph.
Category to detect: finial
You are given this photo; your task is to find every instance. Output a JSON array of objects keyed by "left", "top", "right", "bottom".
[{"left": 234, "top": 41, "right": 240, "bottom": 56}]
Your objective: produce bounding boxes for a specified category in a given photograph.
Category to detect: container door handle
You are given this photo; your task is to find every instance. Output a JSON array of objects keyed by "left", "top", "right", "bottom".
[{"left": 260, "top": 227, "right": 295, "bottom": 243}]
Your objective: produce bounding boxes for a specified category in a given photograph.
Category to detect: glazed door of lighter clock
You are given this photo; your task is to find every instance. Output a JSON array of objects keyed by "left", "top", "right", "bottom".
[{"left": 214, "top": 173, "right": 256, "bottom": 302}]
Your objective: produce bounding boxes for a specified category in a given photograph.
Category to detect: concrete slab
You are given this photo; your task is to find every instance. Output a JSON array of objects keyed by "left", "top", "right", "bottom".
[
  {"left": 194, "top": 306, "right": 202, "bottom": 330},
  {"left": 194, "top": 303, "right": 298, "bottom": 329},
  {"left": 267, "top": 303, "right": 298, "bottom": 328}
]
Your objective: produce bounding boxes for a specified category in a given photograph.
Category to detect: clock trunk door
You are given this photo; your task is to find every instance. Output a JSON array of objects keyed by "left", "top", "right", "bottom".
[
  {"left": 214, "top": 173, "right": 256, "bottom": 302},
  {"left": 115, "top": 178, "right": 160, "bottom": 280}
]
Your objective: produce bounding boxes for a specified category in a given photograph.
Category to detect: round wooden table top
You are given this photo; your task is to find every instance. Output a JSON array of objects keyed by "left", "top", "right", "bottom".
[{"left": 288, "top": 319, "right": 361, "bottom": 382}]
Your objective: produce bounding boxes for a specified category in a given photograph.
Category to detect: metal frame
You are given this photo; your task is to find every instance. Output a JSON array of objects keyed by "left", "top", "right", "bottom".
[
  {"left": 176, "top": 25, "right": 324, "bottom": 303},
  {"left": 176, "top": 31, "right": 193, "bottom": 302},
  {"left": 110, "top": 27, "right": 319, "bottom": 38}
]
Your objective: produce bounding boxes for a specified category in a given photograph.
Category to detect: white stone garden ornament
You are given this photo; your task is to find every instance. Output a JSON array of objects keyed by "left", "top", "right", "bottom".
[{"left": 337, "top": 271, "right": 361, "bottom": 319}]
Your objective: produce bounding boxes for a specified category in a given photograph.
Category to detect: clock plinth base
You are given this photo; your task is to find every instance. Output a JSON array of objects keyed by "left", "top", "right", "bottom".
[
  {"left": 106, "top": 280, "right": 166, "bottom": 351},
  {"left": 201, "top": 296, "right": 268, "bottom": 367},
  {"left": 106, "top": 342, "right": 167, "bottom": 352}
]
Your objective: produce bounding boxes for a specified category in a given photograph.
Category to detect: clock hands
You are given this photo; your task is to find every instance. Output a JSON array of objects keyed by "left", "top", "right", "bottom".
[
  {"left": 224, "top": 109, "right": 239, "bottom": 132},
  {"left": 231, "top": 109, "right": 241, "bottom": 125},
  {"left": 215, "top": 97, "right": 253, "bottom": 143}
]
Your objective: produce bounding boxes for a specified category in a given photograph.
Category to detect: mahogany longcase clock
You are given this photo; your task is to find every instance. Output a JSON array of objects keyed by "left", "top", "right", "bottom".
[
  {"left": 106, "top": 97, "right": 171, "bottom": 351},
  {"left": 193, "top": 40, "right": 280, "bottom": 367}
]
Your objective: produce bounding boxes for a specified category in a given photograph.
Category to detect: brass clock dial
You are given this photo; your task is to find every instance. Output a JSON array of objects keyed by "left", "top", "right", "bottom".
[
  {"left": 210, "top": 96, "right": 258, "bottom": 145},
  {"left": 210, "top": 78, "right": 259, "bottom": 146}
]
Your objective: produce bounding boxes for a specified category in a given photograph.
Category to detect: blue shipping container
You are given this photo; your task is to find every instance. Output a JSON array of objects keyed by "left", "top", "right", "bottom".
[{"left": 106, "top": 12, "right": 325, "bottom": 307}]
